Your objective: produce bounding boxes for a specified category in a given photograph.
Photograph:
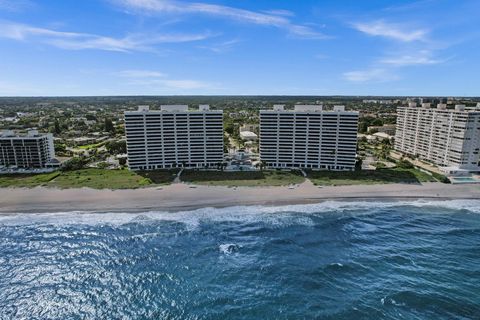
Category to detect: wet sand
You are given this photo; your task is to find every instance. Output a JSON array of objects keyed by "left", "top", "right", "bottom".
[{"left": 0, "top": 181, "right": 479, "bottom": 214}]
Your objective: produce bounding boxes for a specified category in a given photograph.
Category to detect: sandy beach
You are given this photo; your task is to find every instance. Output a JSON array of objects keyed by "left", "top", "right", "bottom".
[{"left": 0, "top": 181, "right": 479, "bottom": 214}]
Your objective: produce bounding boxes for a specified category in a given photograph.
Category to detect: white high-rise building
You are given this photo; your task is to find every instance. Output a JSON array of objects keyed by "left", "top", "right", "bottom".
[
  {"left": 124, "top": 105, "right": 224, "bottom": 170},
  {"left": 395, "top": 103, "right": 480, "bottom": 172},
  {"left": 0, "top": 130, "right": 55, "bottom": 168},
  {"left": 259, "top": 105, "right": 359, "bottom": 170}
]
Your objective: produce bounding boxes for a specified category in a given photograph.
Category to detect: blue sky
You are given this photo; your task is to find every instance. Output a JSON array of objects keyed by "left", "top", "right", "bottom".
[{"left": 0, "top": 0, "right": 479, "bottom": 96}]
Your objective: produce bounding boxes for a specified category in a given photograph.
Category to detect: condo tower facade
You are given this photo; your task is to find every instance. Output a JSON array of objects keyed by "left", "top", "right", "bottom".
[
  {"left": 0, "top": 130, "right": 55, "bottom": 168},
  {"left": 259, "top": 105, "right": 359, "bottom": 170},
  {"left": 124, "top": 105, "right": 224, "bottom": 170},
  {"left": 395, "top": 103, "right": 480, "bottom": 171}
]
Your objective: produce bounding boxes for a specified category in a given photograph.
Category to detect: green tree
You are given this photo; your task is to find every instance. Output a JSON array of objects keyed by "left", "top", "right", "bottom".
[
  {"left": 397, "top": 158, "right": 414, "bottom": 169},
  {"left": 85, "top": 114, "right": 96, "bottom": 121},
  {"left": 54, "top": 142, "right": 67, "bottom": 154},
  {"left": 104, "top": 118, "right": 115, "bottom": 133},
  {"left": 355, "top": 158, "right": 363, "bottom": 171},
  {"left": 97, "top": 162, "right": 109, "bottom": 169},
  {"left": 77, "top": 120, "right": 88, "bottom": 131},
  {"left": 61, "top": 157, "right": 87, "bottom": 171},
  {"left": 106, "top": 140, "right": 127, "bottom": 155},
  {"left": 224, "top": 120, "right": 235, "bottom": 135},
  {"left": 359, "top": 136, "right": 368, "bottom": 143},
  {"left": 54, "top": 119, "right": 62, "bottom": 135},
  {"left": 358, "top": 121, "right": 368, "bottom": 133},
  {"left": 223, "top": 134, "right": 230, "bottom": 153},
  {"left": 118, "top": 157, "right": 127, "bottom": 166}
]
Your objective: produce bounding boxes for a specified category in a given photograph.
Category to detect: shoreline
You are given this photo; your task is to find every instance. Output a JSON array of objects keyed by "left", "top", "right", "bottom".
[{"left": 1, "top": 181, "right": 479, "bottom": 214}]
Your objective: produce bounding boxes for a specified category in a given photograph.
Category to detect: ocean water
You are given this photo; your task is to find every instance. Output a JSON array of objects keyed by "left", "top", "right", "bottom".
[{"left": 1, "top": 201, "right": 480, "bottom": 320}]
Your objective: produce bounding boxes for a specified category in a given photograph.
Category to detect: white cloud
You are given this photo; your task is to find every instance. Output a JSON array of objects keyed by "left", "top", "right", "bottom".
[
  {"left": 116, "top": 69, "right": 211, "bottom": 90},
  {"left": 161, "top": 79, "right": 209, "bottom": 89},
  {"left": 116, "top": 70, "right": 167, "bottom": 77},
  {"left": 0, "top": 22, "right": 83, "bottom": 41},
  {"left": 343, "top": 68, "right": 398, "bottom": 82},
  {"left": 262, "top": 9, "right": 295, "bottom": 17},
  {"left": 113, "top": 0, "right": 327, "bottom": 39},
  {"left": 0, "top": 20, "right": 213, "bottom": 52},
  {"left": 353, "top": 20, "right": 428, "bottom": 42},
  {"left": 198, "top": 38, "right": 241, "bottom": 53},
  {"left": 380, "top": 50, "right": 444, "bottom": 66},
  {"left": 0, "top": 0, "right": 32, "bottom": 11}
]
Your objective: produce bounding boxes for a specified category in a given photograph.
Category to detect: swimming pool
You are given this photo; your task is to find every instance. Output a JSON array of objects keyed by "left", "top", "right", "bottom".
[{"left": 451, "top": 176, "right": 480, "bottom": 184}]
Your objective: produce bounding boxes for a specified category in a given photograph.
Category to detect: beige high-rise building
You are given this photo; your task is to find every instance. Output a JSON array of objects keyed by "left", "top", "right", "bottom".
[{"left": 395, "top": 103, "right": 480, "bottom": 172}]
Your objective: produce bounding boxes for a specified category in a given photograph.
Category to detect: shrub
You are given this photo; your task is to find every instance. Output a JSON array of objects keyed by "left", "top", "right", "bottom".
[
  {"left": 397, "top": 158, "right": 414, "bottom": 169},
  {"left": 374, "top": 162, "right": 386, "bottom": 169},
  {"left": 432, "top": 172, "right": 451, "bottom": 184},
  {"left": 61, "top": 157, "right": 87, "bottom": 171},
  {"left": 96, "top": 162, "right": 109, "bottom": 169}
]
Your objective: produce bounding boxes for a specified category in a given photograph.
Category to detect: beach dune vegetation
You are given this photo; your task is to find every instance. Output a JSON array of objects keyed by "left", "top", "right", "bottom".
[
  {"left": 0, "top": 172, "right": 61, "bottom": 188},
  {"left": 307, "top": 168, "right": 436, "bottom": 186},
  {"left": 0, "top": 169, "right": 177, "bottom": 189},
  {"left": 180, "top": 170, "right": 305, "bottom": 186}
]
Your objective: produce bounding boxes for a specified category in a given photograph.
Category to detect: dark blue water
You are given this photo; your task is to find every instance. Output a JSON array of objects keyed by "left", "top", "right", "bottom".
[{"left": 1, "top": 200, "right": 480, "bottom": 320}]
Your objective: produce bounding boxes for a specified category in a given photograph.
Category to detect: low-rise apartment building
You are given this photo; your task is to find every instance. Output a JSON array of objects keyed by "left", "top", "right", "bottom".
[
  {"left": 367, "top": 124, "right": 396, "bottom": 135},
  {"left": 0, "top": 130, "right": 55, "bottom": 168}
]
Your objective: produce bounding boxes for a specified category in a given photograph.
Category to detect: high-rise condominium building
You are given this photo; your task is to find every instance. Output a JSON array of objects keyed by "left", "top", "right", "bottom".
[
  {"left": 259, "top": 105, "right": 359, "bottom": 170},
  {"left": 0, "top": 130, "right": 55, "bottom": 168},
  {"left": 395, "top": 103, "right": 480, "bottom": 171},
  {"left": 124, "top": 105, "right": 224, "bottom": 170}
]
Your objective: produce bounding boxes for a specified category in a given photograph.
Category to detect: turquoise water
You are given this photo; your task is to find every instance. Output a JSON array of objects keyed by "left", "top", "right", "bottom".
[
  {"left": 451, "top": 177, "right": 478, "bottom": 183},
  {"left": 1, "top": 200, "right": 480, "bottom": 319}
]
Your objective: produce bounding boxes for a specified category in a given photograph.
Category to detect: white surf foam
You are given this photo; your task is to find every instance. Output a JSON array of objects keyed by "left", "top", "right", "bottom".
[
  {"left": 219, "top": 243, "right": 241, "bottom": 255},
  {"left": 1, "top": 199, "right": 479, "bottom": 227}
]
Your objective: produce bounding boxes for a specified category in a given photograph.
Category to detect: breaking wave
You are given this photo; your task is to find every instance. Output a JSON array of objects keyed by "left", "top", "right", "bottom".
[
  {"left": 1, "top": 200, "right": 480, "bottom": 319},
  {"left": 1, "top": 199, "right": 479, "bottom": 227}
]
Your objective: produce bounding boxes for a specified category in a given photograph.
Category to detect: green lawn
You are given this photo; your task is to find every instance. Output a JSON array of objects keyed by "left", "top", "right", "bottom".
[
  {"left": 307, "top": 168, "right": 437, "bottom": 186},
  {"left": 0, "top": 169, "right": 178, "bottom": 189},
  {"left": 77, "top": 142, "right": 106, "bottom": 150},
  {"left": 180, "top": 170, "right": 305, "bottom": 186},
  {"left": 0, "top": 172, "right": 60, "bottom": 188}
]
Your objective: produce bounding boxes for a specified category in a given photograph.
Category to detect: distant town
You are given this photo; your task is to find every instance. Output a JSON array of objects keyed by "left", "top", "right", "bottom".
[{"left": 0, "top": 96, "right": 479, "bottom": 188}]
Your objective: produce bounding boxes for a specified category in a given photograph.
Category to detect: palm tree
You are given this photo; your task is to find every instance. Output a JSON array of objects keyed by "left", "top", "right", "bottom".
[{"left": 260, "top": 160, "right": 267, "bottom": 171}]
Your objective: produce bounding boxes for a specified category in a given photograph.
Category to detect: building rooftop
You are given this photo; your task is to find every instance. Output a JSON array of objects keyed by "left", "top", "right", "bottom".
[
  {"left": 240, "top": 131, "right": 258, "bottom": 140},
  {"left": 403, "top": 103, "right": 480, "bottom": 113},
  {"left": 1, "top": 130, "right": 50, "bottom": 139},
  {"left": 262, "top": 105, "right": 356, "bottom": 113},
  {"left": 161, "top": 105, "right": 189, "bottom": 112},
  {"left": 373, "top": 132, "right": 393, "bottom": 139},
  {"left": 126, "top": 105, "right": 219, "bottom": 113},
  {"left": 1, "top": 130, "right": 14, "bottom": 137},
  {"left": 368, "top": 124, "right": 396, "bottom": 129},
  {"left": 295, "top": 105, "right": 323, "bottom": 112}
]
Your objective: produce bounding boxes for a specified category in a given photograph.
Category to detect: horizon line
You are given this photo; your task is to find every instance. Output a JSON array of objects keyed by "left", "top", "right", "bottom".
[{"left": 0, "top": 94, "right": 479, "bottom": 99}]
